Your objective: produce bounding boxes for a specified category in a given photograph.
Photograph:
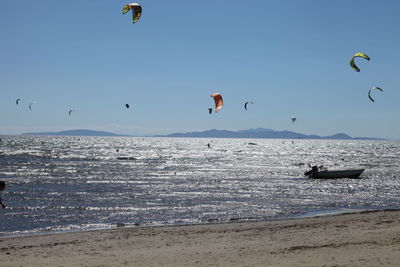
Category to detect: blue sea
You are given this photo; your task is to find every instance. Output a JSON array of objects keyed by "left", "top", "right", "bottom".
[{"left": 1, "top": 136, "right": 399, "bottom": 237}]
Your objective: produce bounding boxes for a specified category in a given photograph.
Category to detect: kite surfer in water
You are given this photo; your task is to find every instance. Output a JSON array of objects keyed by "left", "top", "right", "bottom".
[{"left": 206, "top": 140, "right": 212, "bottom": 148}]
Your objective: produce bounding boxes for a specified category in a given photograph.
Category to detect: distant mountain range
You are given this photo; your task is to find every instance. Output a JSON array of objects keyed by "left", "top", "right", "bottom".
[
  {"left": 22, "top": 129, "right": 128, "bottom": 137},
  {"left": 22, "top": 128, "right": 381, "bottom": 140},
  {"left": 156, "top": 128, "right": 381, "bottom": 140}
]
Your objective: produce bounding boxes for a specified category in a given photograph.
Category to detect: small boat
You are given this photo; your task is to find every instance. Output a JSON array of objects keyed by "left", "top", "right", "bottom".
[{"left": 304, "top": 165, "right": 365, "bottom": 179}]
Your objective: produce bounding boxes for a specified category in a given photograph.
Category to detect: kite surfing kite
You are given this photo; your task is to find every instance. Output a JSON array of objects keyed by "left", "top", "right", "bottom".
[
  {"left": 290, "top": 117, "right": 296, "bottom": 123},
  {"left": 210, "top": 93, "right": 223, "bottom": 113},
  {"left": 68, "top": 109, "right": 75, "bottom": 116},
  {"left": 29, "top": 102, "right": 35, "bottom": 110},
  {"left": 350, "top": 52, "right": 370, "bottom": 72},
  {"left": 368, "top": 86, "right": 383, "bottom": 102},
  {"left": 16, "top": 98, "right": 21, "bottom": 105},
  {"left": 244, "top": 101, "right": 253, "bottom": 110},
  {"left": 208, "top": 107, "right": 212, "bottom": 114},
  {"left": 122, "top": 3, "right": 142, "bottom": 23},
  {"left": 125, "top": 104, "right": 130, "bottom": 109}
]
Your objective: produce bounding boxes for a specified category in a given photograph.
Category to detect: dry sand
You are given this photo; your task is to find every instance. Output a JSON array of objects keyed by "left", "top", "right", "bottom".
[{"left": 1, "top": 209, "right": 400, "bottom": 267}]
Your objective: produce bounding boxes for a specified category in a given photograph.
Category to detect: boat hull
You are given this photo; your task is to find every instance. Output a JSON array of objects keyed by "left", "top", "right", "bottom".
[{"left": 308, "top": 169, "right": 365, "bottom": 179}]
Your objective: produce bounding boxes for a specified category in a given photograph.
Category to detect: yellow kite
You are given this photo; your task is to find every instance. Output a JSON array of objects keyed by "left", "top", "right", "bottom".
[
  {"left": 350, "top": 52, "right": 370, "bottom": 72},
  {"left": 122, "top": 3, "right": 142, "bottom": 23}
]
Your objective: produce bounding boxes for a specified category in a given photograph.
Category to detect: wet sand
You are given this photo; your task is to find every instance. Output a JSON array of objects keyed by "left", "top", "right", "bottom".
[{"left": 1, "top": 209, "right": 400, "bottom": 266}]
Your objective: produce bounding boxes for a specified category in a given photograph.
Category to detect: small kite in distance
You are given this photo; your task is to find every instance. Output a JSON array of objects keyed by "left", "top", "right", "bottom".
[
  {"left": 122, "top": 3, "right": 142, "bottom": 23},
  {"left": 16, "top": 98, "right": 22, "bottom": 105},
  {"left": 368, "top": 86, "right": 383, "bottom": 102},
  {"left": 350, "top": 52, "right": 370, "bottom": 72},
  {"left": 29, "top": 102, "right": 36, "bottom": 110},
  {"left": 208, "top": 107, "right": 212, "bottom": 114},
  {"left": 68, "top": 109, "right": 75, "bottom": 116},
  {"left": 244, "top": 101, "right": 253, "bottom": 111},
  {"left": 290, "top": 117, "right": 296, "bottom": 123},
  {"left": 210, "top": 93, "right": 223, "bottom": 113},
  {"left": 125, "top": 104, "right": 130, "bottom": 109}
]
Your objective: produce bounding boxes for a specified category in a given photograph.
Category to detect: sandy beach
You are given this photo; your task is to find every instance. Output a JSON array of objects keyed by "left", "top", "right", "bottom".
[{"left": 1, "top": 209, "right": 399, "bottom": 267}]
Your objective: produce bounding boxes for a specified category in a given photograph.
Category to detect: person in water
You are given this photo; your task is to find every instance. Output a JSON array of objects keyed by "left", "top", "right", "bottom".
[
  {"left": 0, "top": 181, "right": 6, "bottom": 209},
  {"left": 206, "top": 140, "right": 212, "bottom": 148}
]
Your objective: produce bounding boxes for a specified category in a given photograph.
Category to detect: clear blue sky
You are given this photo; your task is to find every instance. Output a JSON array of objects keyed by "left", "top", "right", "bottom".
[{"left": 1, "top": 0, "right": 400, "bottom": 138}]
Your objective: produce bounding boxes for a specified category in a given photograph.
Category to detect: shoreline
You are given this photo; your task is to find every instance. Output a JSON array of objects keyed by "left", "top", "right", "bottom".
[
  {"left": 0, "top": 207, "right": 395, "bottom": 239},
  {"left": 2, "top": 209, "right": 400, "bottom": 266},
  {"left": 0, "top": 207, "right": 383, "bottom": 239}
]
